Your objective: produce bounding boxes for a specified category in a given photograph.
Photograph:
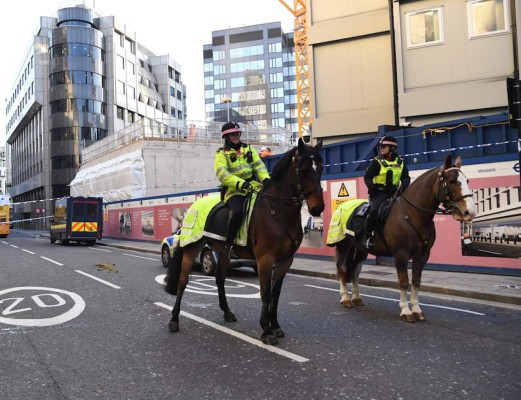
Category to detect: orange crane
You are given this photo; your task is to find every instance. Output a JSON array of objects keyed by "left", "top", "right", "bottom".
[{"left": 279, "top": 0, "right": 312, "bottom": 139}]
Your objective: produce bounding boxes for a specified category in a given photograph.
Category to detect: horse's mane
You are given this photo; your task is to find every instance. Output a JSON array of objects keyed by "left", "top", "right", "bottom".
[
  {"left": 271, "top": 147, "right": 297, "bottom": 181},
  {"left": 270, "top": 144, "right": 322, "bottom": 182}
]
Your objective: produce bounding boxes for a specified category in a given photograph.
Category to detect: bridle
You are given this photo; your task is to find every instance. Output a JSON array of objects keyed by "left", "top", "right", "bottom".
[
  {"left": 399, "top": 166, "right": 473, "bottom": 216},
  {"left": 253, "top": 152, "right": 323, "bottom": 206}
]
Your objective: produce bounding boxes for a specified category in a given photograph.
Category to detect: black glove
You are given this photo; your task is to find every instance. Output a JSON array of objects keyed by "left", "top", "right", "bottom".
[
  {"left": 242, "top": 181, "right": 251, "bottom": 192},
  {"left": 262, "top": 178, "right": 271, "bottom": 187}
]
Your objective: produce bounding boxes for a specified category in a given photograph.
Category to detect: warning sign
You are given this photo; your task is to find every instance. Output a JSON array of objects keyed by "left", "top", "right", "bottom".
[{"left": 338, "top": 183, "right": 349, "bottom": 197}]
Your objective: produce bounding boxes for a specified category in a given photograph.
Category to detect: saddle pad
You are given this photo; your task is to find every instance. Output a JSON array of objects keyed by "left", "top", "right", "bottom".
[
  {"left": 180, "top": 193, "right": 257, "bottom": 248},
  {"left": 179, "top": 195, "right": 220, "bottom": 247},
  {"left": 326, "top": 199, "right": 367, "bottom": 247}
]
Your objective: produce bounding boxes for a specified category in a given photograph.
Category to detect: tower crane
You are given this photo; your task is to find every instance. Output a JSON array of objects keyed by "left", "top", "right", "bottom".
[{"left": 279, "top": 0, "right": 312, "bottom": 140}]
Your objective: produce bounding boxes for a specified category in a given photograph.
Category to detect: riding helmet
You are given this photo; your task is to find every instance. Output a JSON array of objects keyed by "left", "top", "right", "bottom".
[
  {"left": 379, "top": 135, "right": 398, "bottom": 148},
  {"left": 221, "top": 121, "right": 241, "bottom": 138}
]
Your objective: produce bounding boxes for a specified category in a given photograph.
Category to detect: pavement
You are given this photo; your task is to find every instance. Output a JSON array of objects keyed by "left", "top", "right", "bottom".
[{"left": 11, "top": 229, "right": 521, "bottom": 306}]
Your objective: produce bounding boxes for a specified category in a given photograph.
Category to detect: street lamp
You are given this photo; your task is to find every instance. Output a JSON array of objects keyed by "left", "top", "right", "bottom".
[{"left": 221, "top": 96, "right": 231, "bottom": 121}]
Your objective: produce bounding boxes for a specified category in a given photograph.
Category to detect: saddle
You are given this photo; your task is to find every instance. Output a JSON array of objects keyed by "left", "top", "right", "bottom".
[
  {"left": 346, "top": 199, "right": 393, "bottom": 240},
  {"left": 203, "top": 194, "right": 256, "bottom": 246}
]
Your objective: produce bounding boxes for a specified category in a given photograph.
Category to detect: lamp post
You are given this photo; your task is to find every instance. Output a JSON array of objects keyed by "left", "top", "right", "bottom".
[{"left": 221, "top": 96, "right": 231, "bottom": 121}]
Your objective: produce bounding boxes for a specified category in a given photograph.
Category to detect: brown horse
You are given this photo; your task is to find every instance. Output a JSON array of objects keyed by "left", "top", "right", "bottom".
[
  {"left": 165, "top": 139, "right": 324, "bottom": 344},
  {"left": 331, "top": 155, "right": 477, "bottom": 322}
]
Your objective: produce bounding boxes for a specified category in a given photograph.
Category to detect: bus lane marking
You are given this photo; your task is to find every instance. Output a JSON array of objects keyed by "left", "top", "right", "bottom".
[
  {"left": 154, "top": 302, "right": 309, "bottom": 363},
  {"left": 75, "top": 270, "right": 121, "bottom": 289},
  {"left": 305, "top": 284, "right": 485, "bottom": 316}
]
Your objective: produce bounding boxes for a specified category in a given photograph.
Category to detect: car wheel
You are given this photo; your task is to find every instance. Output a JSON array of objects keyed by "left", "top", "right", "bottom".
[
  {"left": 200, "top": 249, "right": 216, "bottom": 276},
  {"left": 161, "top": 245, "right": 171, "bottom": 268}
]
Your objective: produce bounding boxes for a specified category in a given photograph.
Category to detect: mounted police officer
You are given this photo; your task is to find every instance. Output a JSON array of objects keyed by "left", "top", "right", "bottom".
[
  {"left": 364, "top": 135, "right": 410, "bottom": 249},
  {"left": 214, "top": 122, "right": 271, "bottom": 258}
]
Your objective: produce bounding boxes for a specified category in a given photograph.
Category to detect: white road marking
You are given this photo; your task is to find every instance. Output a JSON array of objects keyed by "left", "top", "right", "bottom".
[
  {"left": 123, "top": 253, "right": 158, "bottom": 261},
  {"left": 40, "top": 256, "right": 64, "bottom": 266},
  {"left": 75, "top": 270, "right": 121, "bottom": 289},
  {"left": 1, "top": 241, "right": 8, "bottom": 244},
  {"left": 305, "top": 284, "right": 485, "bottom": 316},
  {"left": 22, "top": 249, "right": 35, "bottom": 254},
  {"left": 10, "top": 245, "right": 19, "bottom": 248},
  {"left": 88, "top": 247, "right": 111, "bottom": 252},
  {"left": 155, "top": 302, "right": 309, "bottom": 363}
]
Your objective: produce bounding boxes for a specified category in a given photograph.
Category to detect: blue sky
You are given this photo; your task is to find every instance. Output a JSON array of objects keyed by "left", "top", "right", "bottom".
[{"left": 0, "top": 0, "right": 294, "bottom": 145}]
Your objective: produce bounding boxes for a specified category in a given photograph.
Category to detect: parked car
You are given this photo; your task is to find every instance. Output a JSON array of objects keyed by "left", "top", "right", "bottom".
[{"left": 160, "top": 229, "right": 257, "bottom": 276}]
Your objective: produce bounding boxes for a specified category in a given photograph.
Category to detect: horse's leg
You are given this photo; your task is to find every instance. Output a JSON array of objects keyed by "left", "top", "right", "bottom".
[
  {"left": 214, "top": 254, "right": 237, "bottom": 322},
  {"left": 169, "top": 254, "right": 194, "bottom": 332},
  {"left": 395, "top": 253, "right": 415, "bottom": 323},
  {"left": 336, "top": 245, "right": 353, "bottom": 308},
  {"left": 269, "top": 259, "right": 293, "bottom": 338},
  {"left": 410, "top": 255, "right": 429, "bottom": 321},
  {"left": 350, "top": 256, "right": 364, "bottom": 307},
  {"left": 257, "top": 259, "right": 277, "bottom": 345}
]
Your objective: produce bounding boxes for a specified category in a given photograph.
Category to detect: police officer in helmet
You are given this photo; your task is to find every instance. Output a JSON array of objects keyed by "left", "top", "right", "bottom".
[
  {"left": 214, "top": 122, "right": 271, "bottom": 258},
  {"left": 363, "top": 135, "right": 410, "bottom": 248}
]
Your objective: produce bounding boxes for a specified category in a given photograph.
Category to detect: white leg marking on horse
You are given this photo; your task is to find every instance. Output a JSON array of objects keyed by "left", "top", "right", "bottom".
[
  {"left": 399, "top": 289, "right": 411, "bottom": 316},
  {"left": 410, "top": 286, "right": 422, "bottom": 315},
  {"left": 339, "top": 280, "right": 349, "bottom": 304}
]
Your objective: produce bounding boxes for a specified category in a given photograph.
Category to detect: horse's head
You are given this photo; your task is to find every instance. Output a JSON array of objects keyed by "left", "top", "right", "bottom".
[
  {"left": 439, "top": 155, "right": 477, "bottom": 222},
  {"left": 294, "top": 139, "right": 325, "bottom": 216}
]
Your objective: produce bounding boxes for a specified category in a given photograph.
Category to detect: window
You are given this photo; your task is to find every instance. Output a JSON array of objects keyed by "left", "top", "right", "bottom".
[
  {"left": 117, "top": 106, "right": 124, "bottom": 120},
  {"left": 128, "top": 61, "right": 135, "bottom": 75},
  {"left": 128, "top": 111, "right": 135, "bottom": 123},
  {"left": 405, "top": 7, "right": 444, "bottom": 48},
  {"left": 117, "top": 80, "right": 125, "bottom": 94},
  {"left": 467, "top": 0, "right": 509, "bottom": 38}
]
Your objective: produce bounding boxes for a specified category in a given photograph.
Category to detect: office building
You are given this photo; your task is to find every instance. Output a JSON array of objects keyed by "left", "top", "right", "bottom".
[
  {"left": 4, "top": 4, "right": 186, "bottom": 214},
  {"left": 203, "top": 22, "right": 298, "bottom": 138},
  {"left": 0, "top": 147, "right": 6, "bottom": 195}
]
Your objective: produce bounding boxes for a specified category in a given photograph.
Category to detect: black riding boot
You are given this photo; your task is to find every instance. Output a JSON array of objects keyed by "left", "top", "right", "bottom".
[
  {"left": 364, "top": 214, "right": 376, "bottom": 250},
  {"left": 224, "top": 213, "right": 240, "bottom": 259}
]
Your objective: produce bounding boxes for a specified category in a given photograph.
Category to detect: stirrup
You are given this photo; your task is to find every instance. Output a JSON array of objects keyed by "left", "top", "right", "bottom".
[
  {"left": 224, "top": 244, "right": 238, "bottom": 259},
  {"left": 364, "top": 235, "right": 374, "bottom": 250}
]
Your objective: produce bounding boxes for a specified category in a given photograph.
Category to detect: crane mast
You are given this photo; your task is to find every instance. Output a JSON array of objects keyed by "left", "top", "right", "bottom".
[{"left": 279, "top": 0, "right": 312, "bottom": 139}]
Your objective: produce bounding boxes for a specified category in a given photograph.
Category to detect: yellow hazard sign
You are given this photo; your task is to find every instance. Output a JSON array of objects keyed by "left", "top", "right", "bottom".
[{"left": 338, "top": 183, "right": 349, "bottom": 197}]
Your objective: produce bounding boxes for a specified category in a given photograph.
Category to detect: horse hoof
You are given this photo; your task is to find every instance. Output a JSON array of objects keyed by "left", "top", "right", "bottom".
[
  {"left": 168, "top": 321, "right": 179, "bottom": 332},
  {"left": 224, "top": 312, "right": 237, "bottom": 323},
  {"left": 340, "top": 299, "right": 353, "bottom": 308},
  {"left": 352, "top": 298, "right": 365, "bottom": 307},
  {"left": 261, "top": 335, "right": 278, "bottom": 345},
  {"left": 400, "top": 314, "right": 415, "bottom": 323},
  {"left": 413, "top": 312, "right": 426, "bottom": 321},
  {"left": 273, "top": 328, "right": 285, "bottom": 338}
]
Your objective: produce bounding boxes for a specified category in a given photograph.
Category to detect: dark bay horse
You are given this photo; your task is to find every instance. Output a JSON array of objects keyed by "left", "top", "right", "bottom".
[
  {"left": 165, "top": 139, "right": 324, "bottom": 344},
  {"left": 331, "top": 155, "right": 477, "bottom": 322}
]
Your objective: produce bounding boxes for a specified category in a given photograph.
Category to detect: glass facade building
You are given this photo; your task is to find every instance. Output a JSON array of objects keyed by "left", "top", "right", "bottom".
[
  {"left": 5, "top": 4, "right": 186, "bottom": 208},
  {"left": 203, "top": 22, "right": 297, "bottom": 137}
]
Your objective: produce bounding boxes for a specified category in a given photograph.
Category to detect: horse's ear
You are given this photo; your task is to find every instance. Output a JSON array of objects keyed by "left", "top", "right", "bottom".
[
  {"left": 314, "top": 139, "right": 323, "bottom": 152},
  {"left": 298, "top": 137, "right": 305, "bottom": 152},
  {"left": 454, "top": 155, "right": 462, "bottom": 168},
  {"left": 444, "top": 155, "right": 453, "bottom": 170}
]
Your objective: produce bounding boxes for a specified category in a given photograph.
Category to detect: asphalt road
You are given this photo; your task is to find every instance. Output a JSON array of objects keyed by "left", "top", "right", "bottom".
[{"left": 1, "top": 231, "right": 521, "bottom": 400}]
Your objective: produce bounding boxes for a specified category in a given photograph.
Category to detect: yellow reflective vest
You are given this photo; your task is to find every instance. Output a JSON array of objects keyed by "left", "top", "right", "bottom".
[
  {"left": 214, "top": 143, "right": 270, "bottom": 202},
  {"left": 372, "top": 156, "right": 404, "bottom": 187}
]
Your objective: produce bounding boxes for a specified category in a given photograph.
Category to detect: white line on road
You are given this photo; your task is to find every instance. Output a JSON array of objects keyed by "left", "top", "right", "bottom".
[
  {"left": 75, "top": 270, "right": 121, "bottom": 289},
  {"left": 10, "top": 244, "right": 19, "bottom": 248},
  {"left": 40, "top": 256, "right": 64, "bottom": 266},
  {"left": 88, "top": 247, "right": 111, "bottom": 252},
  {"left": 22, "top": 249, "right": 35, "bottom": 254},
  {"left": 305, "top": 284, "right": 485, "bottom": 316},
  {"left": 123, "top": 253, "right": 158, "bottom": 261},
  {"left": 1, "top": 241, "right": 8, "bottom": 244},
  {"left": 154, "top": 302, "right": 309, "bottom": 363}
]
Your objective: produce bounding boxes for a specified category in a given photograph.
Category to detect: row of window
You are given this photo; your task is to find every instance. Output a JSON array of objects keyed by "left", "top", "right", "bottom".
[
  {"left": 50, "top": 126, "right": 108, "bottom": 142},
  {"left": 50, "top": 99, "right": 106, "bottom": 115},
  {"left": 406, "top": 0, "right": 510, "bottom": 49},
  {"left": 49, "top": 43, "right": 105, "bottom": 60},
  {"left": 7, "top": 56, "right": 34, "bottom": 112},
  {"left": 50, "top": 70, "right": 105, "bottom": 87}
]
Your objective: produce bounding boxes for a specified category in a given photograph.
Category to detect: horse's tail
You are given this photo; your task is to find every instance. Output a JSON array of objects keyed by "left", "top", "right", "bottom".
[{"left": 164, "top": 243, "right": 183, "bottom": 295}]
